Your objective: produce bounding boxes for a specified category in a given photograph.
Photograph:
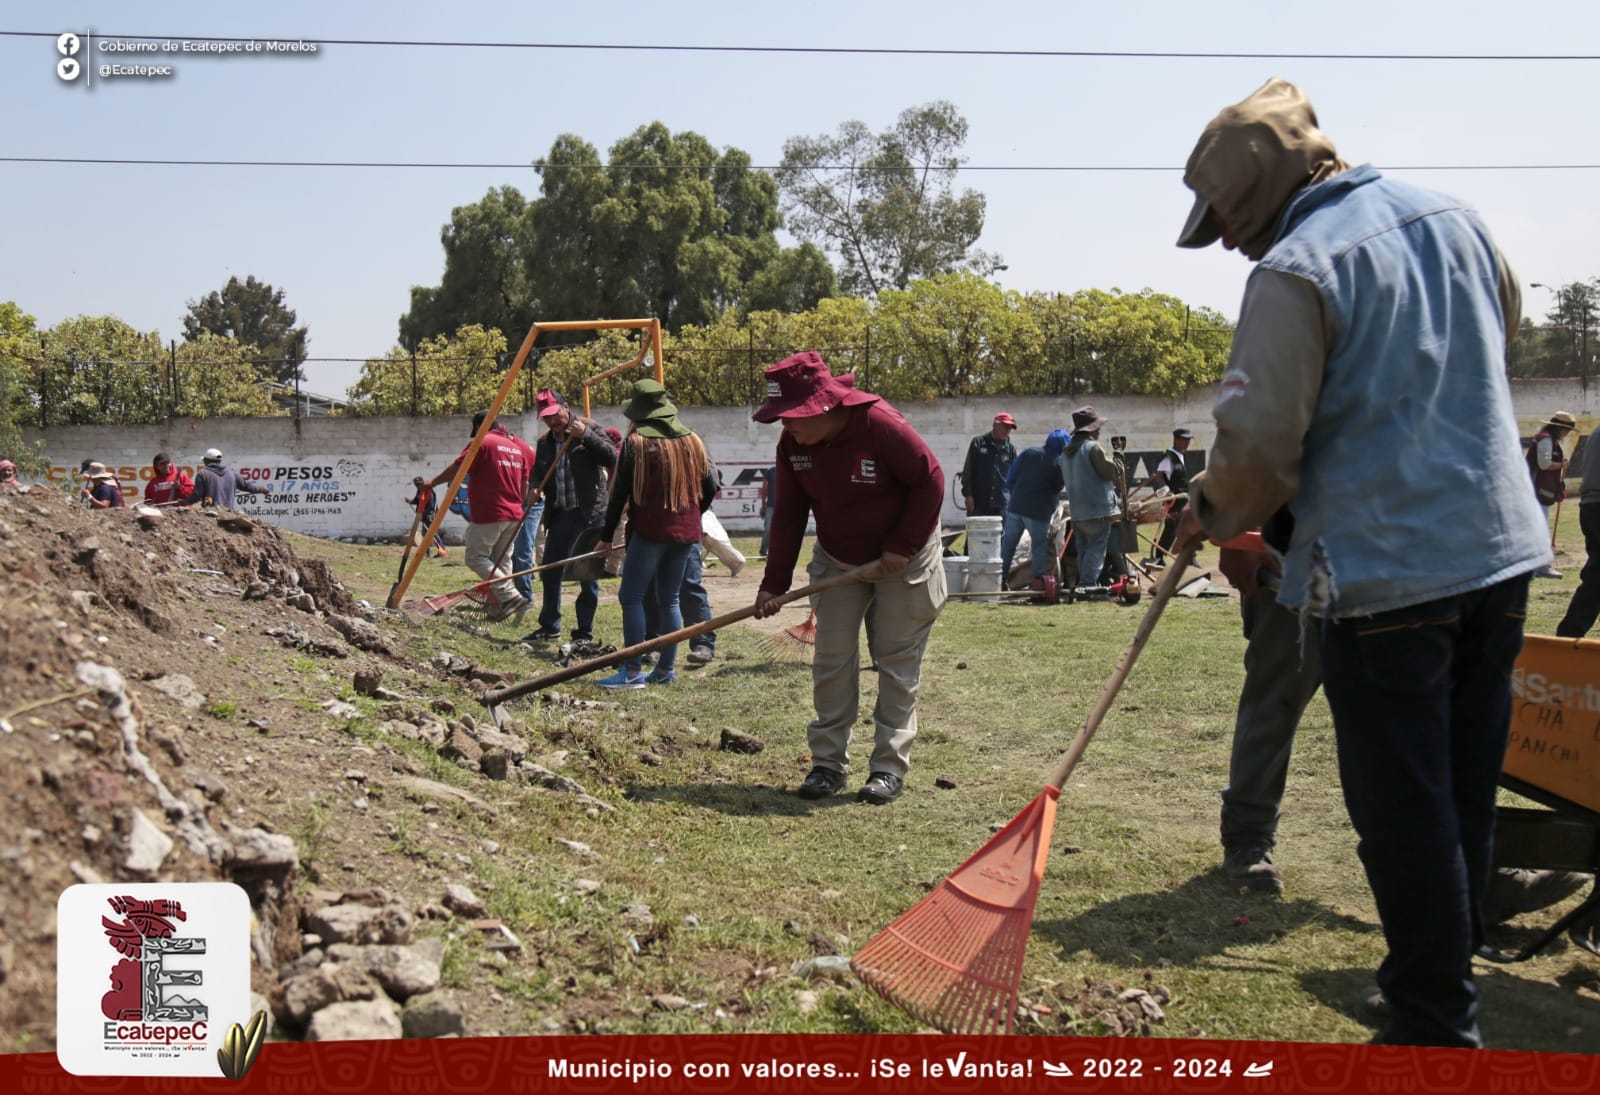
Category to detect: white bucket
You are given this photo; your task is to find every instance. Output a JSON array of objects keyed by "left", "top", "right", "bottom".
[
  {"left": 966, "top": 560, "right": 1005, "bottom": 601},
  {"left": 943, "top": 555, "right": 969, "bottom": 596},
  {"left": 966, "top": 515, "right": 1004, "bottom": 563}
]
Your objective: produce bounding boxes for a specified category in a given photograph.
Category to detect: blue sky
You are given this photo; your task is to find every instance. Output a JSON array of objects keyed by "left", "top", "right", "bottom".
[{"left": 5, "top": 1, "right": 1598, "bottom": 397}]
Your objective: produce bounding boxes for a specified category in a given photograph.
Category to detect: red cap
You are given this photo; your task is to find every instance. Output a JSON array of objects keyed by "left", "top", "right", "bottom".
[
  {"left": 535, "top": 389, "right": 566, "bottom": 419},
  {"left": 993, "top": 413, "right": 1016, "bottom": 427},
  {"left": 751, "top": 352, "right": 878, "bottom": 424}
]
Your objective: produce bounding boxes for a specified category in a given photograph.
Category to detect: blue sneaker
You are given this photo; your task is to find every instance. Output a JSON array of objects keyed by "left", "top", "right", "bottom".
[
  {"left": 597, "top": 668, "right": 647, "bottom": 690},
  {"left": 645, "top": 670, "right": 677, "bottom": 686}
]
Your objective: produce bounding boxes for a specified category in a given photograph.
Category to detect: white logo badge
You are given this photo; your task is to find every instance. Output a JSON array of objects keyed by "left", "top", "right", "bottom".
[{"left": 57, "top": 883, "right": 252, "bottom": 1077}]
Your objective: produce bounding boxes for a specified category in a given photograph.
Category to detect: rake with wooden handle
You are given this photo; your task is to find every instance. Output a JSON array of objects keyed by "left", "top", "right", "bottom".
[
  {"left": 850, "top": 544, "right": 1199, "bottom": 1034},
  {"left": 404, "top": 548, "right": 607, "bottom": 618},
  {"left": 481, "top": 562, "right": 879, "bottom": 707},
  {"left": 387, "top": 505, "right": 429, "bottom": 606}
]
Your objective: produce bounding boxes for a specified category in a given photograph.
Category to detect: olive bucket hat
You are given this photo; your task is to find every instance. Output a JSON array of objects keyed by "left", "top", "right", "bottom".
[{"left": 622, "top": 379, "right": 692, "bottom": 439}]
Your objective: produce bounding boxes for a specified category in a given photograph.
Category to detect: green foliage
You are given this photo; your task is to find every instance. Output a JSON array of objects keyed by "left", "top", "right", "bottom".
[
  {"left": 533, "top": 279, "right": 1228, "bottom": 407},
  {"left": 175, "top": 334, "right": 280, "bottom": 418},
  {"left": 777, "top": 101, "right": 1001, "bottom": 297},
  {"left": 347, "top": 324, "right": 520, "bottom": 417},
  {"left": 37, "top": 315, "right": 167, "bottom": 425},
  {"left": 0, "top": 301, "right": 45, "bottom": 472},
  {"left": 400, "top": 123, "right": 834, "bottom": 345},
  {"left": 182, "top": 275, "right": 309, "bottom": 383}
]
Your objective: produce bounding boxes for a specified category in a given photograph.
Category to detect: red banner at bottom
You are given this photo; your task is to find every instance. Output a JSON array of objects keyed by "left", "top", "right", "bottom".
[{"left": 6, "top": 1034, "right": 1597, "bottom": 1093}]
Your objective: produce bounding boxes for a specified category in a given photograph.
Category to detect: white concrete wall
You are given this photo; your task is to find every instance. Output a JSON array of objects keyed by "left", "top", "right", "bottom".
[{"left": 23, "top": 379, "right": 1593, "bottom": 540}]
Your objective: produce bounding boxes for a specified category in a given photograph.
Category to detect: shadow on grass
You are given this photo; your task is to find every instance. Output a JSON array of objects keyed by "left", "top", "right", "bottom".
[
  {"left": 1300, "top": 965, "right": 1598, "bottom": 1054},
  {"left": 1036, "top": 870, "right": 1378, "bottom": 967},
  {"left": 624, "top": 781, "right": 861, "bottom": 817}
]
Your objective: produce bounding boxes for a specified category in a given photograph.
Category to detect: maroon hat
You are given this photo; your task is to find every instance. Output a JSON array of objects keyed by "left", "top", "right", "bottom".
[
  {"left": 751, "top": 352, "right": 878, "bottom": 424},
  {"left": 535, "top": 388, "right": 566, "bottom": 419},
  {"left": 993, "top": 412, "right": 1017, "bottom": 427}
]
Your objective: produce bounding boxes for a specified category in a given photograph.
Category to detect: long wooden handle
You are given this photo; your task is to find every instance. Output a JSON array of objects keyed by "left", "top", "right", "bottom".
[
  {"left": 482, "top": 561, "right": 879, "bottom": 707},
  {"left": 491, "top": 430, "right": 577, "bottom": 571},
  {"left": 396, "top": 506, "right": 427, "bottom": 579},
  {"left": 1045, "top": 543, "right": 1197, "bottom": 791}
]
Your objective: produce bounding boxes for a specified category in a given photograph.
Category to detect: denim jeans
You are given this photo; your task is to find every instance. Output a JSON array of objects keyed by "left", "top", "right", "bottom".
[
  {"left": 1000, "top": 510, "right": 1054, "bottom": 580},
  {"left": 1073, "top": 517, "right": 1113, "bottom": 588},
  {"left": 538, "top": 507, "right": 600, "bottom": 636},
  {"left": 644, "top": 545, "right": 716, "bottom": 653},
  {"left": 1557, "top": 504, "right": 1600, "bottom": 636},
  {"left": 1320, "top": 575, "right": 1529, "bottom": 1047},
  {"left": 619, "top": 536, "right": 695, "bottom": 673},
  {"left": 512, "top": 499, "right": 544, "bottom": 601}
]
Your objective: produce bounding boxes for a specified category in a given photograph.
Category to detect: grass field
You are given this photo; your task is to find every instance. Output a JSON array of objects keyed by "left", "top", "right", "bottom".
[{"left": 290, "top": 519, "right": 1600, "bottom": 1049}]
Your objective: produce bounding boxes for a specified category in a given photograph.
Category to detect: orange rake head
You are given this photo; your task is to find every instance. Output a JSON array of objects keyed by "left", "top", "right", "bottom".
[{"left": 851, "top": 786, "right": 1059, "bottom": 1034}]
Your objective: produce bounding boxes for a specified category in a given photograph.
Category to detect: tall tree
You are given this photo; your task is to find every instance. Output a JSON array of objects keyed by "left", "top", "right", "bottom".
[
  {"left": 0, "top": 301, "right": 44, "bottom": 470},
  {"left": 777, "top": 101, "right": 1001, "bottom": 297},
  {"left": 400, "top": 187, "right": 535, "bottom": 350},
  {"left": 401, "top": 123, "right": 827, "bottom": 342},
  {"left": 182, "top": 275, "right": 309, "bottom": 382}
]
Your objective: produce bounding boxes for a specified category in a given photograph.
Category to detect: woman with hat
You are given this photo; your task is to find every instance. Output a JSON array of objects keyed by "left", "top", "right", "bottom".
[
  {"left": 83, "top": 462, "right": 125, "bottom": 509},
  {"left": 1528, "top": 410, "right": 1576, "bottom": 579},
  {"left": 752, "top": 351, "right": 947, "bottom": 806},
  {"left": 594, "top": 379, "right": 720, "bottom": 689}
]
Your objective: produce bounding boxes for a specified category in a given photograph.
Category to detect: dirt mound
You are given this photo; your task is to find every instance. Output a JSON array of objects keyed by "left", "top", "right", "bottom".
[{"left": 0, "top": 487, "right": 375, "bottom": 1049}]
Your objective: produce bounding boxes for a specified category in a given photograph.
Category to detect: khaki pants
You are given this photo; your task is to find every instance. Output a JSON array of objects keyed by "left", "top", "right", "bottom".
[
  {"left": 805, "top": 532, "right": 947, "bottom": 778},
  {"left": 464, "top": 520, "right": 520, "bottom": 604}
]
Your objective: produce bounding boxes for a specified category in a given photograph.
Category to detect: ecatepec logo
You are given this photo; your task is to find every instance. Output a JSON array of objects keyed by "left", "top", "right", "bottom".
[{"left": 58, "top": 883, "right": 252, "bottom": 1077}]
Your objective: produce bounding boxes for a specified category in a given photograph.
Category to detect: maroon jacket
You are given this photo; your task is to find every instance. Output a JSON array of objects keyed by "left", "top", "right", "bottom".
[
  {"left": 601, "top": 437, "right": 719, "bottom": 545},
  {"left": 759, "top": 398, "right": 944, "bottom": 597}
]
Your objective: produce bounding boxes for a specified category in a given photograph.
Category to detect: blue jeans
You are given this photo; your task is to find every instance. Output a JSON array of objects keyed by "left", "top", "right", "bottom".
[
  {"left": 513, "top": 499, "right": 544, "bottom": 601},
  {"left": 538, "top": 507, "right": 600, "bottom": 636},
  {"left": 1320, "top": 575, "right": 1529, "bottom": 1048},
  {"left": 1000, "top": 510, "right": 1054, "bottom": 581},
  {"left": 644, "top": 546, "right": 716, "bottom": 652},
  {"left": 1072, "top": 516, "right": 1113, "bottom": 587},
  {"left": 620, "top": 537, "right": 695, "bottom": 673}
]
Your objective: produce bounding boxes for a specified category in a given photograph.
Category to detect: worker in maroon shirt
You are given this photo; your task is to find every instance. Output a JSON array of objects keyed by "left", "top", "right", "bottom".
[
  {"left": 143, "top": 452, "right": 194, "bottom": 506},
  {"left": 424, "top": 411, "right": 538, "bottom": 622},
  {"left": 752, "top": 351, "right": 948, "bottom": 806}
]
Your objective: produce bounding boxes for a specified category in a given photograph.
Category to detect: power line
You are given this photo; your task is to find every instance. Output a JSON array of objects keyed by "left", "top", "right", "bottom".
[
  {"left": 5, "top": 29, "right": 1599, "bottom": 61},
  {"left": 6, "top": 155, "right": 1600, "bottom": 172}
]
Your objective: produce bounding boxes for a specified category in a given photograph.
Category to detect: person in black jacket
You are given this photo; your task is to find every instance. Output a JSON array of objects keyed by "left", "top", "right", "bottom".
[
  {"left": 959, "top": 413, "right": 1017, "bottom": 517},
  {"left": 523, "top": 390, "right": 617, "bottom": 642}
]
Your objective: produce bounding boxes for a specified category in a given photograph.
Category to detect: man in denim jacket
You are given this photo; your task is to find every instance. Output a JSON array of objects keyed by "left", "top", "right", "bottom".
[{"left": 1173, "top": 78, "right": 1549, "bottom": 1048}]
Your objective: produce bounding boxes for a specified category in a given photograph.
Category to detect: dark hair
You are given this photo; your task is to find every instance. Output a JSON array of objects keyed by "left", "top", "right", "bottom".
[
  {"left": 80, "top": 458, "right": 94, "bottom": 472},
  {"left": 471, "top": 411, "right": 488, "bottom": 435},
  {"left": 154, "top": 451, "right": 172, "bottom": 465},
  {"left": 413, "top": 476, "right": 425, "bottom": 486}
]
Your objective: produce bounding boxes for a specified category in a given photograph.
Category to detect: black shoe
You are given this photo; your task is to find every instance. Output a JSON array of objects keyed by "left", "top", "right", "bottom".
[
  {"left": 796, "top": 766, "right": 847, "bottom": 800},
  {"left": 571, "top": 629, "right": 594, "bottom": 642},
  {"left": 857, "top": 771, "right": 904, "bottom": 805},
  {"left": 522, "top": 626, "right": 562, "bottom": 642},
  {"left": 1222, "top": 842, "right": 1283, "bottom": 894}
]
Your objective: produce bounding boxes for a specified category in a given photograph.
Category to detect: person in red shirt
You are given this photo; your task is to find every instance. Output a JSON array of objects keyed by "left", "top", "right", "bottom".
[
  {"left": 752, "top": 351, "right": 947, "bottom": 805},
  {"left": 143, "top": 452, "right": 194, "bottom": 506},
  {"left": 424, "top": 411, "right": 537, "bottom": 622}
]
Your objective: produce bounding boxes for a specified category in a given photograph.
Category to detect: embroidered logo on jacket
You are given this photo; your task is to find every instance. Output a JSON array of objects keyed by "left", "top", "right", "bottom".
[{"left": 852, "top": 458, "right": 878, "bottom": 484}]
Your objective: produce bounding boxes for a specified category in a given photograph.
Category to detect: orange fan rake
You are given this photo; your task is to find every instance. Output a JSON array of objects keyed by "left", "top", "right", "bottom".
[
  {"left": 404, "top": 548, "right": 606, "bottom": 618},
  {"left": 852, "top": 545, "right": 1198, "bottom": 1034}
]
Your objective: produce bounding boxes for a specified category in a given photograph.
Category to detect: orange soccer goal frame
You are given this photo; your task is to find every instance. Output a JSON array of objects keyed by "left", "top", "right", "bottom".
[{"left": 386, "top": 317, "right": 663, "bottom": 609}]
